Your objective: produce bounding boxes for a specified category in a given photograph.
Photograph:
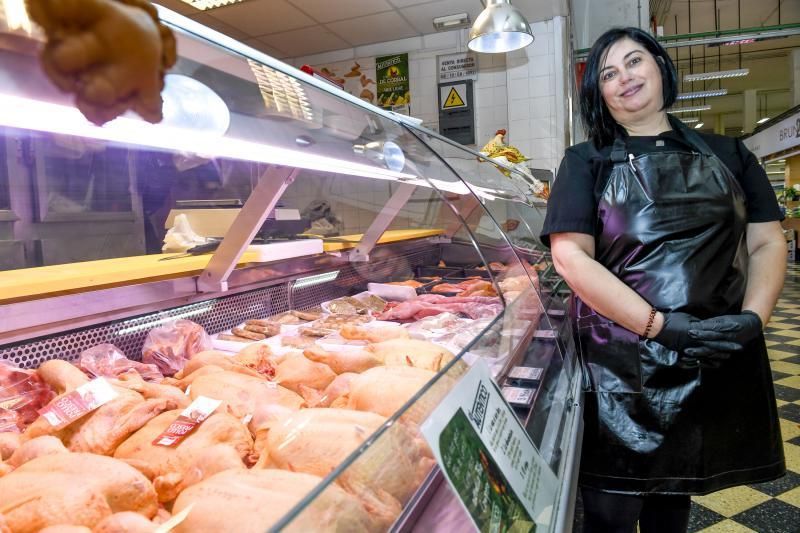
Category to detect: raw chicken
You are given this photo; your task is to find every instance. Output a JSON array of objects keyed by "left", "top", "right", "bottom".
[
  {"left": 153, "top": 444, "right": 246, "bottom": 503},
  {"left": 272, "top": 353, "right": 336, "bottom": 394},
  {"left": 174, "top": 350, "right": 271, "bottom": 380},
  {"left": 23, "top": 360, "right": 177, "bottom": 455},
  {"left": 338, "top": 366, "right": 437, "bottom": 419},
  {"left": 0, "top": 432, "right": 20, "bottom": 461},
  {"left": 367, "top": 339, "right": 455, "bottom": 372},
  {"left": 259, "top": 408, "right": 434, "bottom": 521},
  {"left": 339, "top": 325, "right": 409, "bottom": 343},
  {"left": 247, "top": 403, "right": 297, "bottom": 453},
  {"left": 0, "top": 360, "right": 55, "bottom": 431},
  {"left": 93, "top": 512, "right": 157, "bottom": 533},
  {"left": 0, "top": 453, "right": 157, "bottom": 532},
  {"left": 303, "top": 345, "right": 382, "bottom": 375},
  {"left": 298, "top": 372, "right": 358, "bottom": 408},
  {"left": 114, "top": 410, "right": 252, "bottom": 502},
  {"left": 5, "top": 435, "right": 67, "bottom": 468},
  {"left": 188, "top": 370, "right": 304, "bottom": 420},
  {"left": 79, "top": 344, "right": 162, "bottom": 383},
  {"left": 112, "top": 371, "right": 190, "bottom": 409},
  {"left": 172, "top": 469, "right": 382, "bottom": 533},
  {"left": 39, "top": 526, "right": 91, "bottom": 533}
]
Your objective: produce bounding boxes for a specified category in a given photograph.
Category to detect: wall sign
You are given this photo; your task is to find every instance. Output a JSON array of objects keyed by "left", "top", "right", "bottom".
[
  {"left": 376, "top": 53, "right": 410, "bottom": 109},
  {"left": 743, "top": 108, "right": 800, "bottom": 159},
  {"left": 421, "top": 360, "right": 558, "bottom": 531},
  {"left": 437, "top": 52, "right": 478, "bottom": 83},
  {"left": 438, "top": 81, "right": 475, "bottom": 145}
]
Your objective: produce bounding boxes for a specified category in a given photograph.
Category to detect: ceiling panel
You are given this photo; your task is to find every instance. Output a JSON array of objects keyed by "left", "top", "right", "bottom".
[
  {"left": 153, "top": 0, "right": 198, "bottom": 15},
  {"left": 387, "top": 0, "right": 448, "bottom": 8},
  {"left": 259, "top": 26, "right": 352, "bottom": 57},
  {"left": 242, "top": 38, "right": 290, "bottom": 59},
  {"left": 326, "top": 11, "right": 419, "bottom": 46},
  {"left": 512, "top": 0, "right": 568, "bottom": 23},
  {"left": 191, "top": 13, "right": 250, "bottom": 41},
  {"left": 399, "top": 0, "right": 484, "bottom": 34},
  {"left": 208, "top": 0, "right": 315, "bottom": 37},
  {"left": 288, "top": 0, "right": 395, "bottom": 23}
]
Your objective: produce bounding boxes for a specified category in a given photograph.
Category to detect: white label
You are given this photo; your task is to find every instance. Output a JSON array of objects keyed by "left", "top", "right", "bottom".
[
  {"left": 508, "top": 366, "right": 544, "bottom": 381},
  {"left": 438, "top": 52, "right": 478, "bottom": 83},
  {"left": 39, "top": 378, "right": 118, "bottom": 428},
  {"left": 502, "top": 386, "right": 536, "bottom": 406},
  {"left": 421, "top": 360, "right": 558, "bottom": 531}
]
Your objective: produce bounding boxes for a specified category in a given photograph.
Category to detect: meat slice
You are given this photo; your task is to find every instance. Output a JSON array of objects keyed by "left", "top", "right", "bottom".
[
  {"left": 114, "top": 409, "right": 253, "bottom": 502},
  {"left": 172, "top": 469, "right": 382, "bottom": 533},
  {"left": 0, "top": 453, "right": 157, "bottom": 533}
]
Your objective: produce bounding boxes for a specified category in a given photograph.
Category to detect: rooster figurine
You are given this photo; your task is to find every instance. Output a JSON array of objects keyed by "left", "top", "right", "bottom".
[{"left": 479, "top": 128, "right": 548, "bottom": 200}]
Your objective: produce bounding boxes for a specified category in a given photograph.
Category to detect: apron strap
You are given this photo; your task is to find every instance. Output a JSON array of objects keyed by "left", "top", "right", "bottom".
[
  {"left": 609, "top": 137, "right": 628, "bottom": 163},
  {"left": 667, "top": 114, "right": 714, "bottom": 156}
]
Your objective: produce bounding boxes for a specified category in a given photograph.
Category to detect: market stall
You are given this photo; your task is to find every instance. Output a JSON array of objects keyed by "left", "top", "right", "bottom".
[{"left": 0, "top": 6, "right": 581, "bottom": 532}]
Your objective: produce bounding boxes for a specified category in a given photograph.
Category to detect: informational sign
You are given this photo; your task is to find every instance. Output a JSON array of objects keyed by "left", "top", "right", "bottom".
[
  {"left": 743, "top": 108, "right": 800, "bottom": 159},
  {"left": 440, "top": 84, "right": 468, "bottom": 110},
  {"left": 306, "top": 59, "right": 377, "bottom": 105},
  {"left": 376, "top": 53, "right": 410, "bottom": 109},
  {"left": 421, "top": 360, "right": 558, "bottom": 532},
  {"left": 438, "top": 81, "right": 475, "bottom": 145},
  {"left": 438, "top": 52, "right": 478, "bottom": 83}
]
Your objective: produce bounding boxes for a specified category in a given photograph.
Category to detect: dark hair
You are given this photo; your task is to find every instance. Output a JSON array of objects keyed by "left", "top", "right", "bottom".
[{"left": 580, "top": 27, "right": 678, "bottom": 147}]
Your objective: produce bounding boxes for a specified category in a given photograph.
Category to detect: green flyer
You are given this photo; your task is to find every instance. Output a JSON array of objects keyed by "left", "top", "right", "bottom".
[{"left": 376, "top": 53, "right": 410, "bottom": 109}]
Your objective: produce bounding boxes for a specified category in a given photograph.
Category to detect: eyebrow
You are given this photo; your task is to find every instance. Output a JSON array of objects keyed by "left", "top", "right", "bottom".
[{"left": 600, "top": 50, "right": 644, "bottom": 73}]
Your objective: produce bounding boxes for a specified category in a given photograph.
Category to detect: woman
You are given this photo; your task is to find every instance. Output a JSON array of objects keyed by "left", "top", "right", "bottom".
[{"left": 541, "top": 27, "right": 786, "bottom": 532}]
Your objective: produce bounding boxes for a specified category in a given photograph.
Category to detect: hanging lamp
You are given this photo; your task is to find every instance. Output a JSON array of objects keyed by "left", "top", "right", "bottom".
[{"left": 468, "top": 0, "right": 534, "bottom": 54}]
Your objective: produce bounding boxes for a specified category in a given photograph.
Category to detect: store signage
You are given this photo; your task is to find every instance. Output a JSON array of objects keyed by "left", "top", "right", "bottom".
[
  {"left": 743, "top": 108, "right": 800, "bottom": 159},
  {"left": 376, "top": 53, "right": 410, "bottom": 109},
  {"left": 440, "top": 84, "right": 468, "bottom": 110},
  {"left": 421, "top": 360, "right": 558, "bottom": 532},
  {"left": 437, "top": 52, "right": 478, "bottom": 83}
]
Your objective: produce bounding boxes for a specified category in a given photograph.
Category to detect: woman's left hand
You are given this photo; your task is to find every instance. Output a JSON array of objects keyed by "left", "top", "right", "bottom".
[{"left": 686, "top": 311, "right": 763, "bottom": 352}]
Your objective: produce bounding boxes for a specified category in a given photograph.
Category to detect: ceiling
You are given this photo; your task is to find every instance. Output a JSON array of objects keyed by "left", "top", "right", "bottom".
[{"left": 155, "top": 0, "right": 567, "bottom": 59}]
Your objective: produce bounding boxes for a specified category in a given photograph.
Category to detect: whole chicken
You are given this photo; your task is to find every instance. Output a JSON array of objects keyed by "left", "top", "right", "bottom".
[
  {"left": 172, "top": 469, "right": 382, "bottom": 533},
  {"left": 114, "top": 410, "right": 253, "bottom": 502},
  {"left": 366, "top": 339, "right": 455, "bottom": 371},
  {"left": 272, "top": 353, "right": 336, "bottom": 394},
  {"left": 188, "top": 370, "right": 304, "bottom": 420},
  {"left": 0, "top": 452, "right": 157, "bottom": 532},
  {"left": 303, "top": 345, "right": 383, "bottom": 375},
  {"left": 259, "top": 408, "right": 434, "bottom": 523},
  {"left": 337, "top": 366, "right": 436, "bottom": 419},
  {"left": 93, "top": 512, "right": 158, "bottom": 533},
  {"left": 23, "top": 360, "right": 176, "bottom": 455},
  {"left": 174, "top": 349, "right": 273, "bottom": 380}
]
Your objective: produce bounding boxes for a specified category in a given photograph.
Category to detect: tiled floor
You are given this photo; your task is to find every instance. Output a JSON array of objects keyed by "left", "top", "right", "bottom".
[{"left": 688, "top": 262, "right": 800, "bottom": 532}]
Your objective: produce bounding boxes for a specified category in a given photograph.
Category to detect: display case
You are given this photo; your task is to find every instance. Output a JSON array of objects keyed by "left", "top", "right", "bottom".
[{"left": 0, "top": 6, "right": 581, "bottom": 532}]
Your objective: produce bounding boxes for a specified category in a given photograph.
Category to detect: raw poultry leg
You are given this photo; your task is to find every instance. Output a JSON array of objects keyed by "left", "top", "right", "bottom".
[
  {"left": 36, "top": 359, "right": 89, "bottom": 393},
  {"left": 298, "top": 372, "right": 358, "bottom": 408},
  {"left": 0, "top": 433, "right": 20, "bottom": 461},
  {"left": 153, "top": 444, "right": 246, "bottom": 503},
  {"left": 93, "top": 512, "right": 157, "bottom": 533},
  {"left": 6, "top": 435, "right": 67, "bottom": 468},
  {"left": 112, "top": 372, "right": 190, "bottom": 409},
  {"left": 174, "top": 350, "right": 270, "bottom": 380},
  {"left": 303, "top": 345, "right": 382, "bottom": 374},
  {"left": 366, "top": 339, "right": 454, "bottom": 371},
  {"left": 272, "top": 353, "right": 335, "bottom": 394}
]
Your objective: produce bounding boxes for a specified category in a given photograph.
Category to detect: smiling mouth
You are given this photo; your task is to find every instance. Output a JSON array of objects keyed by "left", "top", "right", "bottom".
[{"left": 621, "top": 84, "right": 643, "bottom": 97}]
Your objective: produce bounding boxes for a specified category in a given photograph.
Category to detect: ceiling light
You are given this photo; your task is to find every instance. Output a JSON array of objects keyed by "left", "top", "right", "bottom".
[
  {"left": 668, "top": 105, "right": 712, "bottom": 114},
  {"left": 676, "top": 89, "right": 728, "bottom": 100},
  {"left": 433, "top": 13, "right": 471, "bottom": 31},
  {"left": 684, "top": 68, "right": 749, "bottom": 82},
  {"left": 468, "top": 0, "right": 533, "bottom": 54},
  {"left": 694, "top": 122, "right": 704, "bottom": 129},
  {"left": 680, "top": 117, "right": 700, "bottom": 124},
  {"left": 757, "top": 117, "right": 770, "bottom": 124},
  {"left": 178, "top": 0, "right": 245, "bottom": 10}
]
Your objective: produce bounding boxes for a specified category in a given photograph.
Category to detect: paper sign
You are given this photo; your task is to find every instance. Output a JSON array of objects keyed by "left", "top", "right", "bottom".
[
  {"left": 421, "top": 360, "right": 558, "bottom": 531},
  {"left": 39, "top": 377, "right": 118, "bottom": 429},
  {"left": 376, "top": 53, "right": 410, "bottom": 109},
  {"left": 438, "top": 52, "right": 478, "bottom": 83},
  {"left": 153, "top": 396, "right": 221, "bottom": 447}
]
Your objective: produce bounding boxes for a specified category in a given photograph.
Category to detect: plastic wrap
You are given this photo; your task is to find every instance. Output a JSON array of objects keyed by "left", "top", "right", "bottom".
[
  {"left": 80, "top": 343, "right": 163, "bottom": 382},
  {"left": 142, "top": 320, "right": 212, "bottom": 376},
  {"left": 0, "top": 360, "right": 55, "bottom": 432}
]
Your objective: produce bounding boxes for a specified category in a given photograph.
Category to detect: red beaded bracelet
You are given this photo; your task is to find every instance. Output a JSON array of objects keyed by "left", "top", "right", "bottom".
[{"left": 643, "top": 308, "right": 657, "bottom": 338}]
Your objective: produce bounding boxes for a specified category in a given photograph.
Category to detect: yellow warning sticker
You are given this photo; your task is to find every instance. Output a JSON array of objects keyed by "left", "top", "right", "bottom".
[{"left": 444, "top": 87, "right": 466, "bottom": 108}]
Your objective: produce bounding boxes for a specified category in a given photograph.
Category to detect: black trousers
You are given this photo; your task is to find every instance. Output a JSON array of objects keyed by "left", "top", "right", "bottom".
[{"left": 581, "top": 488, "right": 691, "bottom": 533}]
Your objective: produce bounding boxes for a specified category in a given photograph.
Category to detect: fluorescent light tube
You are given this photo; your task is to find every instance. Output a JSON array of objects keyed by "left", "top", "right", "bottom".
[
  {"left": 694, "top": 122, "right": 704, "bottom": 129},
  {"left": 668, "top": 105, "right": 711, "bottom": 114},
  {"left": 757, "top": 117, "right": 770, "bottom": 124},
  {"left": 684, "top": 68, "right": 749, "bottom": 82},
  {"left": 179, "top": 0, "right": 245, "bottom": 10},
  {"left": 680, "top": 117, "right": 700, "bottom": 124},
  {"left": 676, "top": 89, "right": 728, "bottom": 100}
]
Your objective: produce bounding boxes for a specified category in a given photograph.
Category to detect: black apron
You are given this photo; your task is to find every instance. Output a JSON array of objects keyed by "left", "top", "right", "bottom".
[{"left": 575, "top": 121, "right": 785, "bottom": 494}]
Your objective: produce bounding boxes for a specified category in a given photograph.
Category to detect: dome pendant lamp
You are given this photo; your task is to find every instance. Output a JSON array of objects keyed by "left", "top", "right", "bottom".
[{"left": 468, "top": 0, "right": 534, "bottom": 53}]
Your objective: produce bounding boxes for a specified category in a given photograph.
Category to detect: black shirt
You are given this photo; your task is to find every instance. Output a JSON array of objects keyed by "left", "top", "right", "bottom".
[{"left": 540, "top": 130, "right": 782, "bottom": 248}]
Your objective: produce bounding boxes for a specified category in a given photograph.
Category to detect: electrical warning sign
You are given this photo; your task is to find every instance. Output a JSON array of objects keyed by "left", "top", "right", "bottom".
[{"left": 440, "top": 84, "right": 468, "bottom": 110}]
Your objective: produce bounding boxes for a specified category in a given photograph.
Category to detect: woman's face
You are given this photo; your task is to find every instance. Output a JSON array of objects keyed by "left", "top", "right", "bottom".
[{"left": 599, "top": 37, "right": 664, "bottom": 125}]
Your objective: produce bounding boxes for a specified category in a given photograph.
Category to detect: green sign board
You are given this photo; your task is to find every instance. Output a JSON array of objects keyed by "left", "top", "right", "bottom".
[{"left": 376, "top": 53, "right": 409, "bottom": 109}]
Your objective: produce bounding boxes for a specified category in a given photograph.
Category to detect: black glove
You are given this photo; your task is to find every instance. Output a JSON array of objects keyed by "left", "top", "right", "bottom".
[
  {"left": 679, "top": 348, "right": 730, "bottom": 369},
  {"left": 653, "top": 312, "right": 702, "bottom": 352},
  {"left": 687, "top": 311, "right": 763, "bottom": 352}
]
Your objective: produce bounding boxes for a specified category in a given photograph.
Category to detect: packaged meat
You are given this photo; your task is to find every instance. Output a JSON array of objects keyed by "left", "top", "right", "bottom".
[
  {"left": 79, "top": 344, "right": 163, "bottom": 383},
  {"left": 0, "top": 360, "right": 55, "bottom": 432},
  {"left": 322, "top": 296, "right": 369, "bottom": 315},
  {"left": 142, "top": 320, "right": 212, "bottom": 377},
  {"left": 350, "top": 292, "right": 388, "bottom": 314},
  {"left": 404, "top": 312, "right": 470, "bottom": 340}
]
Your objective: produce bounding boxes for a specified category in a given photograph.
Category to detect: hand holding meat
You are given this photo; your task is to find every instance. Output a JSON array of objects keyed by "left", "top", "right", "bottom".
[{"left": 26, "top": 0, "right": 177, "bottom": 125}]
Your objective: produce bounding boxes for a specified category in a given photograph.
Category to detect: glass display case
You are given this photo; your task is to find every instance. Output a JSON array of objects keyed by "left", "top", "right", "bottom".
[{"left": 0, "top": 5, "right": 581, "bottom": 533}]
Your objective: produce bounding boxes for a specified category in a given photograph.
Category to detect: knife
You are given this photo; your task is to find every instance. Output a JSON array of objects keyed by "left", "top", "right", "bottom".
[{"left": 159, "top": 241, "right": 221, "bottom": 261}]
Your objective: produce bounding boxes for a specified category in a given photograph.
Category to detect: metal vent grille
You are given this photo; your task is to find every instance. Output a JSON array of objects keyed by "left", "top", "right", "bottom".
[
  {"left": 1, "top": 249, "right": 437, "bottom": 370},
  {"left": 0, "top": 284, "right": 290, "bottom": 370}
]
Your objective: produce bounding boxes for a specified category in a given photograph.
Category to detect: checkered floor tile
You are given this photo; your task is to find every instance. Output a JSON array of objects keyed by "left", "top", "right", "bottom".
[{"left": 687, "top": 262, "right": 800, "bottom": 532}]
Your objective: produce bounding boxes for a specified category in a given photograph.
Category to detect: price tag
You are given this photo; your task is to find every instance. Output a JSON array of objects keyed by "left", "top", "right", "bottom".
[
  {"left": 502, "top": 386, "right": 536, "bottom": 407},
  {"left": 39, "top": 378, "right": 117, "bottom": 429},
  {"left": 421, "top": 360, "right": 558, "bottom": 531},
  {"left": 153, "top": 396, "right": 221, "bottom": 447},
  {"left": 508, "top": 366, "right": 544, "bottom": 382}
]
